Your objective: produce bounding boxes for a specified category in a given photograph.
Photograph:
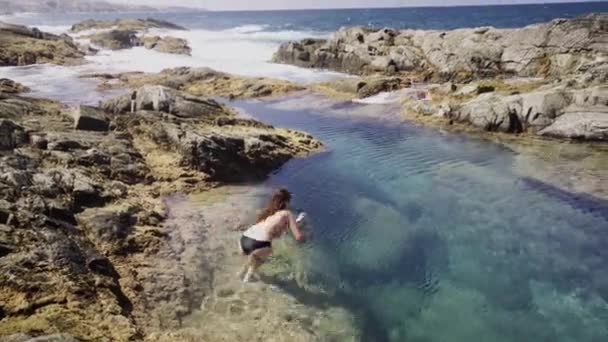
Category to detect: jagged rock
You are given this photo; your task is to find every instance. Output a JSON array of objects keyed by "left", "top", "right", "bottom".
[
  {"left": 102, "top": 85, "right": 229, "bottom": 120},
  {"left": 140, "top": 119, "right": 322, "bottom": 182},
  {"left": 0, "top": 119, "right": 28, "bottom": 150},
  {"left": 0, "top": 78, "right": 30, "bottom": 94},
  {"left": 68, "top": 105, "right": 110, "bottom": 131},
  {"left": 78, "top": 206, "right": 138, "bottom": 253},
  {"left": 70, "top": 18, "right": 187, "bottom": 33},
  {"left": 435, "top": 84, "right": 608, "bottom": 138},
  {"left": 142, "top": 36, "right": 191, "bottom": 55},
  {"left": 274, "top": 14, "right": 607, "bottom": 81},
  {"left": 0, "top": 95, "right": 61, "bottom": 119},
  {"left": 539, "top": 107, "right": 608, "bottom": 140},
  {"left": 0, "top": 21, "right": 84, "bottom": 66},
  {"left": 99, "top": 86, "right": 323, "bottom": 182},
  {"left": 89, "top": 30, "right": 141, "bottom": 50}
]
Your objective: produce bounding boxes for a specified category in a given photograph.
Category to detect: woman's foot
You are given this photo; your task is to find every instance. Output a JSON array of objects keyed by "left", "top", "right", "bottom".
[
  {"left": 242, "top": 267, "right": 255, "bottom": 283},
  {"left": 237, "top": 265, "right": 248, "bottom": 279}
]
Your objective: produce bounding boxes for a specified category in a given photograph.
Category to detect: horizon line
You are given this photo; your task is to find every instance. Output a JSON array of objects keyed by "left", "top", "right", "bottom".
[{"left": 200, "top": 0, "right": 605, "bottom": 12}]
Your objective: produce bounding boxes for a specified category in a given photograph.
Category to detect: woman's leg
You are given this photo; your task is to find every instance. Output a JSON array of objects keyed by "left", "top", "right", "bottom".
[{"left": 243, "top": 247, "right": 272, "bottom": 282}]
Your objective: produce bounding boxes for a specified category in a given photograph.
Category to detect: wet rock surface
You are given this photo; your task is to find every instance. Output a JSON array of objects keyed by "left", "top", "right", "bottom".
[
  {"left": 142, "top": 36, "right": 191, "bottom": 55},
  {"left": 0, "top": 85, "right": 322, "bottom": 340},
  {"left": 88, "top": 29, "right": 142, "bottom": 50},
  {"left": 144, "top": 188, "right": 363, "bottom": 342},
  {"left": 0, "top": 22, "right": 84, "bottom": 66},
  {"left": 313, "top": 76, "right": 409, "bottom": 99},
  {"left": 0, "top": 79, "right": 30, "bottom": 94},
  {"left": 72, "top": 18, "right": 191, "bottom": 56}
]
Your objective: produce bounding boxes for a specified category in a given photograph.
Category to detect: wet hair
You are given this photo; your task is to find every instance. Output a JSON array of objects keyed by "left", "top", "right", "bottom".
[{"left": 256, "top": 188, "right": 292, "bottom": 223}]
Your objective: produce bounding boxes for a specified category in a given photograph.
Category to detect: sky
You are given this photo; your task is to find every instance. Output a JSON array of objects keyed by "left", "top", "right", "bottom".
[{"left": 111, "top": 0, "right": 602, "bottom": 11}]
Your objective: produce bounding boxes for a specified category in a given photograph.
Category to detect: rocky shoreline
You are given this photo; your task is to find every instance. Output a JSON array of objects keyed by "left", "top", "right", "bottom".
[
  {"left": 0, "top": 18, "right": 194, "bottom": 68},
  {"left": 1, "top": 12, "right": 608, "bottom": 342},
  {"left": 0, "top": 22, "right": 84, "bottom": 66},
  {"left": 0, "top": 76, "right": 324, "bottom": 340},
  {"left": 274, "top": 14, "right": 608, "bottom": 141}
]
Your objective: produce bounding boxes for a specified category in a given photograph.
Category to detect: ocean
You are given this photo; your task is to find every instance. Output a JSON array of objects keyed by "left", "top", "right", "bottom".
[
  {"left": 1, "top": 2, "right": 608, "bottom": 341},
  {"left": 1, "top": 2, "right": 607, "bottom": 102}
]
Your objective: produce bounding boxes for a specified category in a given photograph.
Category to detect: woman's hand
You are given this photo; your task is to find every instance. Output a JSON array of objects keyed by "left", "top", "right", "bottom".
[{"left": 286, "top": 211, "right": 306, "bottom": 242}]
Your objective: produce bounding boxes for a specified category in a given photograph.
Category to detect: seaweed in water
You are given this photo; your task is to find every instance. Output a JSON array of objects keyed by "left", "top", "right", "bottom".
[{"left": 519, "top": 177, "right": 608, "bottom": 222}]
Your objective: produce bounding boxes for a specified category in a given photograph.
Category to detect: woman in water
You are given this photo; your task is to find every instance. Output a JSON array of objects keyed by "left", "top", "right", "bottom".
[{"left": 239, "top": 188, "right": 306, "bottom": 282}]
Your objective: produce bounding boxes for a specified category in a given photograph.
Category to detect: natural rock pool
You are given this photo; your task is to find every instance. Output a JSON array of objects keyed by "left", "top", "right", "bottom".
[{"left": 225, "top": 93, "right": 608, "bottom": 342}]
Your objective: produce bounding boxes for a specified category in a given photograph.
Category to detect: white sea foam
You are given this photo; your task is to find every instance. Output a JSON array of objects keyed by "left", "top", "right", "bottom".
[
  {"left": 35, "top": 25, "right": 71, "bottom": 35},
  {"left": 0, "top": 24, "right": 346, "bottom": 103},
  {"left": 86, "top": 26, "right": 343, "bottom": 83},
  {"left": 0, "top": 64, "right": 121, "bottom": 105},
  {"left": 352, "top": 89, "right": 413, "bottom": 105},
  {"left": 224, "top": 24, "right": 269, "bottom": 33}
]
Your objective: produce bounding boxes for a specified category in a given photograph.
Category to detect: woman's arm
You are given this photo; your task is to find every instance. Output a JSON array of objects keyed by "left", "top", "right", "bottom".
[{"left": 285, "top": 211, "right": 305, "bottom": 242}]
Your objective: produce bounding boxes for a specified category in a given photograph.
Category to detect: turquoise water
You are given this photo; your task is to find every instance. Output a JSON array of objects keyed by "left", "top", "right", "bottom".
[{"left": 233, "top": 95, "right": 608, "bottom": 342}]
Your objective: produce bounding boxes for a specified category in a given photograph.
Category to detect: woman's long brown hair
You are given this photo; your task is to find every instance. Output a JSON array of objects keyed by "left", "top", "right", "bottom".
[{"left": 256, "top": 188, "right": 292, "bottom": 223}]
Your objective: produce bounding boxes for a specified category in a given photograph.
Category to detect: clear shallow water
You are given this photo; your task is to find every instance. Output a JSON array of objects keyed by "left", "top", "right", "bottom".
[
  {"left": 232, "top": 95, "right": 608, "bottom": 342},
  {"left": 1, "top": 5, "right": 608, "bottom": 340}
]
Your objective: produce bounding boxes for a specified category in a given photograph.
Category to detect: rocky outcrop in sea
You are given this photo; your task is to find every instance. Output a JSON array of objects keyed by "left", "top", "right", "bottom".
[
  {"left": 0, "top": 22, "right": 84, "bottom": 66},
  {"left": 71, "top": 19, "right": 192, "bottom": 55},
  {"left": 69, "top": 18, "right": 187, "bottom": 33},
  {"left": 274, "top": 14, "right": 606, "bottom": 82},
  {"left": 275, "top": 14, "right": 608, "bottom": 141}
]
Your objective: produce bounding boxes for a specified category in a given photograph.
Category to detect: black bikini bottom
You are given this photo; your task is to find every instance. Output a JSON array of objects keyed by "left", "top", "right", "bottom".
[{"left": 240, "top": 235, "right": 271, "bottom": 255}]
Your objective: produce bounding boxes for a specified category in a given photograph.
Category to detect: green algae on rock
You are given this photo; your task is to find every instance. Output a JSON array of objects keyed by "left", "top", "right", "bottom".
[
  {"left": 0, "top": 87, "right": 323, "bottom": 340},
  {"left": 83, "top": 67, "right": 306, "bottom": 99},
  {"left": 0, "top": 22, "right": 84, "bottom": 66}
]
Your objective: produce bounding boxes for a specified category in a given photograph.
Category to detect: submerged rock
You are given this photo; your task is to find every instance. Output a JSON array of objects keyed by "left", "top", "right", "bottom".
[{"left": 0, "top": 21, "right": 84, "bottom": 66}]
